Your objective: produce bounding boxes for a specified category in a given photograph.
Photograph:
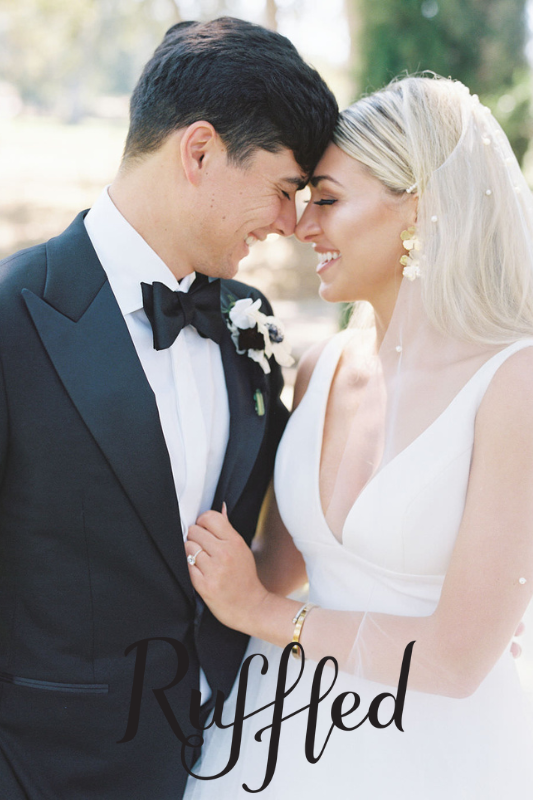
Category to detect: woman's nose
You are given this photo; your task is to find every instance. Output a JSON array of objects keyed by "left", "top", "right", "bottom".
[{"left": 295, "top": 205, "right": 321, "bottom": 243}]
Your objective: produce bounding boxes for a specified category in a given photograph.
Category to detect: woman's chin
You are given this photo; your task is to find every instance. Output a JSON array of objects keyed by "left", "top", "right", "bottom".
[{"left": 318, "top": 281, "right": 353, "bottom": 305}]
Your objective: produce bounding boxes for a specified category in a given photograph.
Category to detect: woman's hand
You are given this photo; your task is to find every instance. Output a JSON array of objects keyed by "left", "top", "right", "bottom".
[{"left": 186, "top": 507, "right": 271, "bottom": 634}]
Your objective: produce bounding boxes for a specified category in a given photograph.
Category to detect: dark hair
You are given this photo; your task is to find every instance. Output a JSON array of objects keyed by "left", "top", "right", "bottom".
[{"left": 124, "top": 17, "right": 338, "bottom": 176}]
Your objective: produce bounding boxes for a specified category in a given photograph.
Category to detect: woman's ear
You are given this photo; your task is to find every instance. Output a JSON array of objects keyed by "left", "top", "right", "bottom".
[
  {"left": 180, "top": 121, "right": 220, "bottom": 186},
  {"left": 405, "top": 192, "right": 418, "bottom": 227}
]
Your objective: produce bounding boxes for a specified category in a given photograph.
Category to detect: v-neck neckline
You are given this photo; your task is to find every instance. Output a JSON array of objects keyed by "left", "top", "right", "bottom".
[{"left": 313, "top": 333, "right": 533, "bottom": 548}]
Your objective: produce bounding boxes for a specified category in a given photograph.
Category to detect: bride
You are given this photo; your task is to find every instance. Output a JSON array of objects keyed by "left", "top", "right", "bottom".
[{"left": 183, "top": 75, "right": 533, "bottom": 798}]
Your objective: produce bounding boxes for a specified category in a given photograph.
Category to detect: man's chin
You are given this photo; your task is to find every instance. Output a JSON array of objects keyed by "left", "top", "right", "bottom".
[
  {"left": 217, "top": 260, "right": 242, "bottom": 281},
  {"left": 194, "top": 262, "right": 239, "bottom": 281}
]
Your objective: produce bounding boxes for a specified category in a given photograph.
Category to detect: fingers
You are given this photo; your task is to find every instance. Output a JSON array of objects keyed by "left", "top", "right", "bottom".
[
  {"left": 187, "top": 524, "right": 217, "bottom": 552},
  {"left": 184, "top": 539, "right": 208, "bottom": 571},
  {"left": 195, "top": 508, "right": 236, "bottom": 540},
  {"left": 185, "top": 514, "right": 234, "bottom": 580}
]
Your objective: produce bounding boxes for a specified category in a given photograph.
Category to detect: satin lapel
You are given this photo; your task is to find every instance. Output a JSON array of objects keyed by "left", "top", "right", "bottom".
[
  {"left": 22, "top": 214, "right": 194, "bottom": 606},
  {"left": 213, "top": 303, "right": 269, "bottom": 515}
]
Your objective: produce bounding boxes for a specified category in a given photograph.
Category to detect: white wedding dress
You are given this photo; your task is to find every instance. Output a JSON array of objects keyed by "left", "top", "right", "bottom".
[{"left": 184, "top": 331, "right": 533, "bottom": 799}]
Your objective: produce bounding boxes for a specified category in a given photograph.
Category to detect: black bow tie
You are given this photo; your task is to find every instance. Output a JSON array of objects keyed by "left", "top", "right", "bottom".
[{"left": 141, "top": 274, "right": 225, "bottom": 350}]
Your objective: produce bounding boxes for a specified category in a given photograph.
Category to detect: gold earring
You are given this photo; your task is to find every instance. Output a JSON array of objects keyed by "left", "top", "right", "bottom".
[{"left": 400, "top": 226, "right": 421, "bottom": 281}]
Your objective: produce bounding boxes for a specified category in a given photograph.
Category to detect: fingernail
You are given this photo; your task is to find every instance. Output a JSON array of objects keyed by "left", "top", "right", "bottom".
[{"left": 222, "top": 501, "right": 228, "bottom": 517}]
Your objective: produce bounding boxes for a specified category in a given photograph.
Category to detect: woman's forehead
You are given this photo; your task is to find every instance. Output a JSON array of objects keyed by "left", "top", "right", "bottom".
[{"left": 311, "top": 145, "right": 372, "bottom": 190}]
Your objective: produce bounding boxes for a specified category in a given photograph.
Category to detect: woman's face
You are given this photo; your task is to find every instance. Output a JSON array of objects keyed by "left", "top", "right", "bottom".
[{"left": 295, "top": 143, "right": 417, "bottom": 308}]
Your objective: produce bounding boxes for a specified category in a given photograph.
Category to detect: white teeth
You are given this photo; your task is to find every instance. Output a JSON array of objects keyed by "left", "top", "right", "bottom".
[
  {"left": 245, "top": 235, "right": 257, "bottom": 247},
  {"left": 318, "top": 250, "right": 341, "bottom": 264}
]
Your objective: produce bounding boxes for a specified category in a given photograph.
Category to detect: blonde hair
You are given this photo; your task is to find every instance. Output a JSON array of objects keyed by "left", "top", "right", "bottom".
[{"left": 334, "top": 75, "right": 533, "bottom": 344}]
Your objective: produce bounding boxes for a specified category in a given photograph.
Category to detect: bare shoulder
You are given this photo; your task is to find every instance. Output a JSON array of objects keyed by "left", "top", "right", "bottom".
[
  {"left": 476, "top": 344, "right": 533, "bottom": 449},
  {"left": 292, "top": 337, "right": 333, "bottom": 411}
]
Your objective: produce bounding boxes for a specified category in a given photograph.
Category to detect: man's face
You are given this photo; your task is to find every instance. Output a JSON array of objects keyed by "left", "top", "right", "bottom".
[{"left": 187, "top": 146, "right": 306, "bottom": 279}]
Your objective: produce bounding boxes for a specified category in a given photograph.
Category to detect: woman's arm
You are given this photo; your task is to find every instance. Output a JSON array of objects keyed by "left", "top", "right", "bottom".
[
  {"left": 187, "top": 347, "right": 533, "bottom": 698},
  {"left": 252, "top": 484, "right": 307, "bottom": 595},
  {"left": 252, "top": 339, "right": 331, "bottom": 596}
]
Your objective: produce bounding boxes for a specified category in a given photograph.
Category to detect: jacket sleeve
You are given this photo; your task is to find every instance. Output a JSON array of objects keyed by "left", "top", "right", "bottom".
[{"left": 0, "top": 352, "right": 7, "bottom": 490}]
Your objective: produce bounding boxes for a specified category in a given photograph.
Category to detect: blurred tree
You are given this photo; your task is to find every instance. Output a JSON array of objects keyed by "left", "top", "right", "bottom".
[
  {"left": 350, "top": 0, "right": 531, "bottom": 162},
  {"left": 0, "top": 0, "right": 182, "bottom": 119},
  {"left": 0, "top": 0, "right": 288, "bottom": 121}
]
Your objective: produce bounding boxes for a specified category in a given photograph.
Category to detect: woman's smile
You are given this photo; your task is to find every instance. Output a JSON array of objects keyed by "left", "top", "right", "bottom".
[{"left": 315, "top": 249, "right": 342, "bottom": 274}]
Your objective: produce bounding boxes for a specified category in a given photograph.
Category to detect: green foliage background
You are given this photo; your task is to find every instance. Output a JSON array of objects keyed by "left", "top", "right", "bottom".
[{"left": 354, "top": 0, "right": 532, "bottom": 162}]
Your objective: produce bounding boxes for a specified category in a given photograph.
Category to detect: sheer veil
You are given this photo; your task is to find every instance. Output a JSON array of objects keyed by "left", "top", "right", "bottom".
[
  {"left": 325, "top": 78, "right": 533, "bottom": 542},
  {"left": 319, "top": 78, "right": 533, "bottom": 791}
]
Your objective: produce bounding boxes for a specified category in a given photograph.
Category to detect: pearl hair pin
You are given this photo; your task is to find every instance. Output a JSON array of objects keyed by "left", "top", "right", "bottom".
[{"left": 519, "top": 577, "right": 527, "bottom": 585}]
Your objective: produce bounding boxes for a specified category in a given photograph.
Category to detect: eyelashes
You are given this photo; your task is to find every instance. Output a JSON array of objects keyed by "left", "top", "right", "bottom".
[{"left": 302, "top": 198, "right": 338, "bottom": 206}]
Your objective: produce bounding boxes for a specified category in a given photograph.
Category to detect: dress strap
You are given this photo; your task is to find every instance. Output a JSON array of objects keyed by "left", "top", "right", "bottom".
[
  {"left": 305, "top": 328, "right": 354, "bottom": 399},
  {"left": 470, "top": 339, "right": 533, "bottom": 403}
]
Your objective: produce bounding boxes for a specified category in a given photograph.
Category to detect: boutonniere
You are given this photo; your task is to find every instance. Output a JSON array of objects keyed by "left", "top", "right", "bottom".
[{"left": 225, "top": 297, "right": 295, "bottom": 374}]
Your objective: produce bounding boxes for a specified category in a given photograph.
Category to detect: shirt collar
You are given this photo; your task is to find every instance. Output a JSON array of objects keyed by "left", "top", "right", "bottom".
[{"left": 84, "top": 186, "right": 195, "bottom": 316}]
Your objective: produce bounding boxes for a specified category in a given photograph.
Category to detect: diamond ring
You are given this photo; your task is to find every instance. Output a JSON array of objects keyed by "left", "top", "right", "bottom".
[{"left": 187, "top": 548, "right": 203, "bottom": 567}]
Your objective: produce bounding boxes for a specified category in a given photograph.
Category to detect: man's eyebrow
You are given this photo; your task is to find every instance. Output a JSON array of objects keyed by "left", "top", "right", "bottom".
[
  {"left": 282, "top": 176, "right": 308, "bottom": 191},
  {"left": 310, "top": 174, "right": 343, "bottom": 188}
]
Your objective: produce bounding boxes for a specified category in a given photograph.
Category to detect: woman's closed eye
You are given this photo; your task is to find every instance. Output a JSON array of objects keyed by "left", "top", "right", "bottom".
[{"left": 303, "top": 198, "right": 338, "bottom": 206}]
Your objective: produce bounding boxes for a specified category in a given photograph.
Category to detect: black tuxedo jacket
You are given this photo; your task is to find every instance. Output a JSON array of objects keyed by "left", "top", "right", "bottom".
[{"left": 0, "top": 212, "right": 289, "bottom": 799}]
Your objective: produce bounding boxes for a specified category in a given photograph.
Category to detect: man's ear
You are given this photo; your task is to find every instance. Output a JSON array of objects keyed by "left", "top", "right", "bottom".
[{"left": 180, "top": 121, "right": 221, "bottom": 186}]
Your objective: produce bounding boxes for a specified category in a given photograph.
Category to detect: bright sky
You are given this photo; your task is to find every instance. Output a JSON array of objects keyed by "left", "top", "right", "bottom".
[
  {"left": 268, "top": 0, "right": 350, "bottom": 67},
  {"left": 176, "top": 0, "right": 351, "bottom": 67}
]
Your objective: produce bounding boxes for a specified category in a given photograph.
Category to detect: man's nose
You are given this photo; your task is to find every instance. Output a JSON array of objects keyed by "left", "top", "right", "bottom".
[
  {"left": 295, "top": 204, "right": 321, "bottom": 243},
  {"left": 271, "top": 198, "right": 298, "bottom": 237}
]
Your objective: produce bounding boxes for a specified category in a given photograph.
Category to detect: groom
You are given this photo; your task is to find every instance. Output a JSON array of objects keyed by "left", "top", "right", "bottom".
[{"left": 0, "top": 17, "right": 337, "bottom": 800}]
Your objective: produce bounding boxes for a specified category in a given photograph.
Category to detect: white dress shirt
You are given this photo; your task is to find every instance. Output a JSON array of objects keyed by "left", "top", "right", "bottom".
[{"left": 85, "top": 187, "right": 230, "bottom": 701}]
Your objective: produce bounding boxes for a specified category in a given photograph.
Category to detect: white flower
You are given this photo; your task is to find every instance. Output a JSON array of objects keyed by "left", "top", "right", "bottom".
[
  {"left": 263, "top": 317, "right": 294, "bottom": 367},
  {"left": 226, "top": 297, "right": 295, "bottom": 373},
  {"left": 402, "top": 263, "right": 422, "bottom": 281},
  {"left": 229, "top": 298, "right": 263, "bottom": 330},
  {"left": 247, "top": 347, "right": 271, "bottom": 374}
]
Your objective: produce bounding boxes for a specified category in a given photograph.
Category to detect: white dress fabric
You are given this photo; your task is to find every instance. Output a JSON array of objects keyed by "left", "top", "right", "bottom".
[{"left": 184, "top": 331, "right": 533, "bottom": 799}]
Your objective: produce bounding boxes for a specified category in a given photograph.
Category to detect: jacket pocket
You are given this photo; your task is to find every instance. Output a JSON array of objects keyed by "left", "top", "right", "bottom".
[{"left": 0, "top": 671, "right": 108, "bottom": 693}]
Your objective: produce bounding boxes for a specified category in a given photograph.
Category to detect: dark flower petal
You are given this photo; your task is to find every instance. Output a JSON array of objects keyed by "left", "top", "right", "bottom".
[
  {"left": 238, "top": 325, "right": 266, "bottom": 351},
  {"left": 266, "top": 322, "right": 284, "bottom": 343}
]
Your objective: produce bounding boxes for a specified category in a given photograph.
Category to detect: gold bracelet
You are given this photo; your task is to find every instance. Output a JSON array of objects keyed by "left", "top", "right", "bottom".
[{"left": 291, "top": 602, "right": 317, "bottom": 660}]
